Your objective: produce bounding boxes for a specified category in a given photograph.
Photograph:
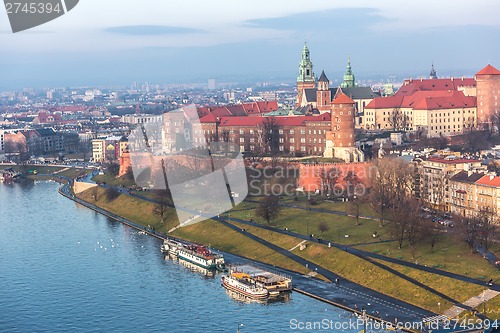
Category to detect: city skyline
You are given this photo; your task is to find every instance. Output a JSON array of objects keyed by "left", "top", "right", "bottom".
[{"left": 1, "top": 0, "right": 500, "bottom": 89}]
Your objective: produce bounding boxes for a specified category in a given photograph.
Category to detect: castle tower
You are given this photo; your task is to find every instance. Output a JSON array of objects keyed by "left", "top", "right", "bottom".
[
  {"left": 476, "top": 64, "right": 500, "bottom": 130},
  {"left": 429, "top": 63, "right": 437, "bottom": 79},
  {"left": 324, "top": 88, "right": 364, "bottom": 162},
  {"left": 316, "top": 70, "right": 331, "bottom": 112},
  {"left": 296, "top": 43, "right": 316, "bottom": 107},
  {"left": 340, "top": 58, "right": 357, "bottom": 88}
]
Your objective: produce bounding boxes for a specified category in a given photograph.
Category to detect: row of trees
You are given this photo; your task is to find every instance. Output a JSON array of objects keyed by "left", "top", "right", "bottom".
[{"left": 370, "top": 157, "right": 497, "bottom": 259}]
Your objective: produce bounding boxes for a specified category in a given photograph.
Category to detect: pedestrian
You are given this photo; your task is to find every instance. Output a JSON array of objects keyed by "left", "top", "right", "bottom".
[
  {"left": 335, "top": 278, "right": 340, "bottom": 286},
  {"left": 487, "top": 278, "right": 493, "bottom": 286}
]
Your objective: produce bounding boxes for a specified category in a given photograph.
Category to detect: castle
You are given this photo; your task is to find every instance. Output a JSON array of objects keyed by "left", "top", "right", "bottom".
[{"left": 296, "top": 43, "right": 365, "bottom": 162}]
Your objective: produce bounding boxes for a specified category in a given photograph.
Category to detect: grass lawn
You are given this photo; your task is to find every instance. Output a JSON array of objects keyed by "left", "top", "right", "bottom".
[
  {"left": 293, "top": 243, "right": 452, "bottom": 314},
  {"left": 92, "top": 173, "right": 137, "bottom": 188},
  {"left": 370, "top": 259, "right": 487, "bottom": 307},
  {"left": 78, "top": 187, "right": 178, "bottom": 233},
  {"left": 5, "top": 165, "right": 65, "bottom": 174},
  {"left": 279, "top": 195, "right": 378, "bottom": 218},
  {"left": 356, "top": 237, "right": 500, "bottom": 283},
  {"left": 228, "top": 204, "right": 392, "bottom": 246},
  {"left": 482, "top": 295, "right": 500, "bottom": 320},
  {"left": 220, "top": 222, "right": 486, "bottom": 315},
  {"left": 56, "top": 167, "right": 90, "bottom": 179}
]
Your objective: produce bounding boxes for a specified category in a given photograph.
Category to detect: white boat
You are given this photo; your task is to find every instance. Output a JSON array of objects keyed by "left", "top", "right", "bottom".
[
  {"left": 160, "top": 239, "right": 225, "bottom": 270},
  {"left": 221, "top": 272, "right": 269, "bottom": 300},
  {"left": 177, "top": 244, "right": 225, "bottom": 270}
]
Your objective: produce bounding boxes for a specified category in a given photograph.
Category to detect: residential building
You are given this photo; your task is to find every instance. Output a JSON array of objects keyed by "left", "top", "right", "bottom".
[{"left": 417, "top": 156, "right": 483, "bottom": 211}]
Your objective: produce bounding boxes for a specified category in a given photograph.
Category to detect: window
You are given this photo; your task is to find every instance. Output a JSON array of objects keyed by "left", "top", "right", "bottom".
[
  {"left": 290, "top": 146, "right": 295, "bottom": 152},
  {"left": 300, "top": 129, "right": 306, "bottom": 135},
  {"left": 250, "top": 138, "right": 255, "bottom": 143},
  {"left": 279, "top": 138, "right": 284, "bottom": 143},
  {"left": 290, "top": 129, "right": 295, "bottom": 134},
  {"left": 300, "top": 138, "right": 306, "bottom": 143},
  {"left": 240, "top": 138, "right": 244, "bottom": 143},
  {"left": 239, "top": 129, "right": 244, "bottom": 135},
  {"left": 290, "top": 138, "right": 295, "bottom": 143},
  {"left": 249, "top": 129, "right": 254, "bottom": 134},
  {"left": 279, "top": 146, "right": 284, "bottom": 151},
  {"left": 279, "top": 129, "right": 284, "bottom": 134}
]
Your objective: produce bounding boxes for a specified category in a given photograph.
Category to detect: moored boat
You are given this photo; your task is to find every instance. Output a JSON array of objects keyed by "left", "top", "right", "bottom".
[
  {"left": 160, "top": 239, "right": 225, "bottom": 271},
  {"left": 221, "top": 272, "right": 269, "bottom": 300},
  {"left": 178, "top": 244, "right": 225, "bottom": 270}
]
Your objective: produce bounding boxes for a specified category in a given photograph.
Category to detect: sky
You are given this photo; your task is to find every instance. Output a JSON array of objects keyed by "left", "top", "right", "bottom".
[{"left": 1, "top": 0, "right": 500, "bottom": 89}]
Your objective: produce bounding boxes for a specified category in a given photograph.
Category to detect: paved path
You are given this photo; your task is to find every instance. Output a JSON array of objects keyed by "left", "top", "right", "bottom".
[{"left": 443, "top": 289, "right": 500, "bottom": 318}]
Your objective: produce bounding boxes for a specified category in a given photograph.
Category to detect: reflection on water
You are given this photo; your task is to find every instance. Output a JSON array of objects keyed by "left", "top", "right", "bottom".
[{"left": 163, "top": 253, "right": 216, "bottom": 278}]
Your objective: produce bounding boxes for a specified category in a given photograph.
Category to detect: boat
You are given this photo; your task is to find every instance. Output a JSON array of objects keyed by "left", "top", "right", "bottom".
[
  {"left": 160, "top": 239, "right": 225, "bottom": 271},
  {"left": 160, "top": 239, "right": 182, "bottom": 256},
  {"left": 221, "top": 272, "right": 269, "bottom": 300},
  {"left": 178, "top": 244, "right": 225, "bottom": 270},
  {"left": 228, "top": 265, "right": 292, "bottom": 297}
]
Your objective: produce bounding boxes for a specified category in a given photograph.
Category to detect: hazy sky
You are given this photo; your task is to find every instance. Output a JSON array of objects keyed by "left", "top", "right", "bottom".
[{"left": 1, "top": 0, "right": 499, "bottom": 89}]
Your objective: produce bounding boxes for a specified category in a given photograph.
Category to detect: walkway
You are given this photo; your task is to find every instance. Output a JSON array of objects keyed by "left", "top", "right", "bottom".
[{"left": 443, "top": 289, "right": 500, "bottom": 318}]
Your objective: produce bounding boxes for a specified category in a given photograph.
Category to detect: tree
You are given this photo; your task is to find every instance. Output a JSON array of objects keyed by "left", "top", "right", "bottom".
[
  {"left": 421, "top": 219, "right": 443, "bottom": 253},
  {"left": 91, "top": 185, "right": 100, "bottom": 202},
  {"left": 317, "top": 221, "right": 330, "bottom": 239},
  {"left": 370, "top": 158, "right": 412, "bottom": 227},
  {"left": 477, "top": 208, "right": 497, "bottom": 257},
  {"left": 106, "top": 187, "right": 120, "bottom": 201},
  {"left": 456, "top": 215, "right": 479, "bottom": 254},
  {"left": 317, "top": 167, "right": 341, "bottom": 200},
  {"left": 344, "top": 171, "right": 363, "bottom": 225},
  {"left": 256, "top": 195, "right": 281, "bottom": 225},
  {"left": 387, "top": 108, "right": 408, "bottom": 131},
  {"left": 259, "top": 117, "right": 280, "bottom": 155}
]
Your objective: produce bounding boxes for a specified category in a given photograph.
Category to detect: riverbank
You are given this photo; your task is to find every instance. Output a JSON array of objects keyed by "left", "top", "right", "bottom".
[{"left": 54, "top": 181, "right": 449, "bottom": 332}]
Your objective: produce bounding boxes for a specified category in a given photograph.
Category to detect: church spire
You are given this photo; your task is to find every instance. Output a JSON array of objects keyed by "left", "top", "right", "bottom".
[
  {"left": 430, "top": 63, "right": 437, "bottom": 79},
  {"left": 297, "top": 42, "right": 315, "bottom": 83},
  {"left": 340, "top": 57, "right": 357, "bottom": 88}
]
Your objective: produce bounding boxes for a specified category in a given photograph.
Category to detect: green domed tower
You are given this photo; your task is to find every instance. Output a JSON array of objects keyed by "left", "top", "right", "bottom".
[
  {"left": 296, "top": 43, "right": 317, "bottom": 107},
  {"left": 340, "top": 57, "right": 357, "bottom": 88}
]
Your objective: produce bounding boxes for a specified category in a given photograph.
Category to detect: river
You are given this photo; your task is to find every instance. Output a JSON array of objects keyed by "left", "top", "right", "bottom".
[{"left": 0, "top": 180, "right": 376, "bottom": 332}]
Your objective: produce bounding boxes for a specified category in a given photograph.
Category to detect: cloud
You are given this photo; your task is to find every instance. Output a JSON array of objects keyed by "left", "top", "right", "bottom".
[{"left": 105, "top": 25, "right": 203, "bottom": 36}]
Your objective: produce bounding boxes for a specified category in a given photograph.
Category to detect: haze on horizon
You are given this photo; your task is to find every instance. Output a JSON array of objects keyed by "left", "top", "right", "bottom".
[{"left": 0, "top": 0, "right": 499, "bottom": 89}]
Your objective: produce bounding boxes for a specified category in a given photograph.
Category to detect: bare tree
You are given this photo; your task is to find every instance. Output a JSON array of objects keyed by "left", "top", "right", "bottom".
[
  {"left": 421, "top": 220, "right": 443, "bottom": 253},
  {"left": 91, "top": 185, "right": 100, "bottom": 201},
  {"left": 456, "top": 215, "right": 479, "bottom": 254},
  {"left": 387, "top": 108, "right": 408, "bottom": 131},
  {"left": 344, "top": 171, "right": 363, "bottom": 225},
  {"left": 477, "top": 208, "right": 497, "bottom": 257},
  {"left": 259, "top": 117, "right": 280, "bottom": 154},
  {"left": 317, "top": 221, "right": 330, "bottom": 239},
  {"left": 317, "top": 167, "right": 342, "bottom": 200},
  {"left": 256, "top": 195, "right": 282, "bottom": 225}
]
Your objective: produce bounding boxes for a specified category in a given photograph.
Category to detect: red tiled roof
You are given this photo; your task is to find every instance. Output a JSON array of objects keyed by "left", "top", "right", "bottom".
[
  {"left": 397, "top": 78, "right": 476, "bottom": 96},
  {"left": 219, "top": 114, "right": 331, "bottom": 127},
  {"left": 199, "top": 113, "right": 218, "bottom": 123},
  {"left": 411, "top": 91, "right": 476, "bottom": 110},
  {"left": 332, "top": 92, "right": 355, "bottom": 104},
  {"left": 426, "top": 157, "right": 481, "bottom": 165},
  {"left": 476, "top": 64, "right": 500, "bottom": 76},
  {"left": 365, "top": 95, "right": 404, "bottom": 109},
  {"left": 476, "top": 175, "right": 500, "bottom": 187}
]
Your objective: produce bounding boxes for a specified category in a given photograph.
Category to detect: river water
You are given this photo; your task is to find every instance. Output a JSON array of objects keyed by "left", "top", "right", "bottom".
[{"left": 0, "top": 181, "right": 371, "bottom": 332}]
